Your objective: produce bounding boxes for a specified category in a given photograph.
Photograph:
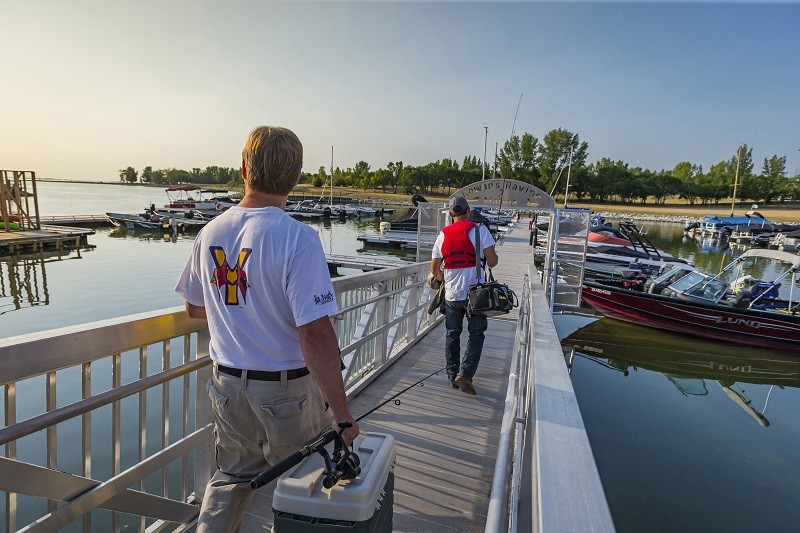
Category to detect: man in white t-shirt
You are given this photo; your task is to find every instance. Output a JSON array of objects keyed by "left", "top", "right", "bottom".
[
  {"left": 430, "top": 196, "right": 498, "bottom": 396},
  {"left": 175, "top": 126, "right": 359, "bottom": 532}
]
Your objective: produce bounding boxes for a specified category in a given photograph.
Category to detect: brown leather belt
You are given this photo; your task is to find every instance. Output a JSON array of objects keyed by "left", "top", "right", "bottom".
[{"left": 216, "top": 364, "right": 310, "bottom": 381}]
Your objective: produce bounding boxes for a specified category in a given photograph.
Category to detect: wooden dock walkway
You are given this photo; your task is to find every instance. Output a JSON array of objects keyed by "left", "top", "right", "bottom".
[
  {"left": 0, "top": 225, "right": 95, "bottom": 256},
  {"left": 325, "top": 253, "right": 407, "bottom": 273},
  {"left": 38, "top": 214, "right": 110, "bottom": 226},
  {"left": 242, "top": 221, "right": 534, "bottom": 531}
]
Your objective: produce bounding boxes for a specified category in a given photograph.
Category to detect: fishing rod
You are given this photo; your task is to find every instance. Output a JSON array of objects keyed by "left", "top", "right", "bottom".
[
  {"left": 250, "top": 366, "right": 446, "bottom": 490},
  {"left": 355, "top": 366, "right": 445, "bottom": 422}
]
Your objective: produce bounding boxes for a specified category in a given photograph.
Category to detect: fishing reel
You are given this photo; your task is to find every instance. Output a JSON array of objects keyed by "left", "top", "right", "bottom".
[{"left": 319, "top": 421, "right": 361, "bottom": 489}]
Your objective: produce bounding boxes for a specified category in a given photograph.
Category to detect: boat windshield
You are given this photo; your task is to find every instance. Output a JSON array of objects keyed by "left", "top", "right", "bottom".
[
  {"left": 668, "top": 272, "right": 729, "bottom": 302},
  {"left": 652, "top": 266, "right": 693, "bottom": 284}
]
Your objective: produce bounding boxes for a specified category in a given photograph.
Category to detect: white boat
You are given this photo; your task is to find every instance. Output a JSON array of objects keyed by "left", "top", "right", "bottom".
[
  {"left": 339, "top": 203, "right": 379, "bottom": 218},
  {"left": 161, "top": 186, "right": 232, "bottom": 214},
  {"left": 285, "top": 199, "right": 332, "bottom": 218},
  {"left": 106, "top": 212, "right": 208, "bottom": 232},
  {"left": 479, "top": 208, "right": 516, "bottom": 225}
]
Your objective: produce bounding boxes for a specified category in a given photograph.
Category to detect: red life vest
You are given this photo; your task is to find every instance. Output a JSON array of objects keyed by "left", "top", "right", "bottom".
[{"left": 441, "top": 220, "right": 477, "bottom": 269}]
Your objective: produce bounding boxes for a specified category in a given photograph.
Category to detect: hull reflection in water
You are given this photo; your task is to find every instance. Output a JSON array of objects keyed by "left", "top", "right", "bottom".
[{"left": 562, "top": 318, "right": 800, "bottom": 427}]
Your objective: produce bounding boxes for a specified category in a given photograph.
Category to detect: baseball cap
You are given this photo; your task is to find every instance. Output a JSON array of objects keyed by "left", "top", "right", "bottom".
[{"left": 448, "top": 196, "right": 470, "bottom": 215}]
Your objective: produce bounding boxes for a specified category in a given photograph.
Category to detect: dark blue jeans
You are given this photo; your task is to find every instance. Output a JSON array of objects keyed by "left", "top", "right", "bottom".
[{"left": 445, "top": 299, "right": 488, "bottom": 380}]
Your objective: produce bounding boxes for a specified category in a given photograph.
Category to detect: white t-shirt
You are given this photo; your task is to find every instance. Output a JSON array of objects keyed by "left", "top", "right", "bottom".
[
  {"left": 175, "top": 206, "right": 338, "bottom": 371},
  {"left": 431, "top": 223, "right": 496, "bottom": 301}
]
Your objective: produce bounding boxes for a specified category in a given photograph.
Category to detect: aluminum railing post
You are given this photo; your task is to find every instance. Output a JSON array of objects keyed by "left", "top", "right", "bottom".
[{"left": 193, "top": 328, "right": 213, "bottom": 503}]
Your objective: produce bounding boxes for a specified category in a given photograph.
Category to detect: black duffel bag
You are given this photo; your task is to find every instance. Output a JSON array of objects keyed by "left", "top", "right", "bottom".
[
  {"left": 465, "top": 226, "right": 517, "bottom": 317},
  {"left": 467, "top": 271, "right": 517, "bottom": 318}
]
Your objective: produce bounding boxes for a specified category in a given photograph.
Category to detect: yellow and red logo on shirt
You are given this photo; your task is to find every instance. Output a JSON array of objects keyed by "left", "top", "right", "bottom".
[{"left": 209, "top": 246, "right": 252, "bottom": 305}]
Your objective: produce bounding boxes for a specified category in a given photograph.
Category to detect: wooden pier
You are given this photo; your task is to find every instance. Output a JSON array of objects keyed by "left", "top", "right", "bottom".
[
  {"left": 325, "top": 253, "right": 407, "bottom": 274},
  {"left": 0, "top": 225, "right": 94, "bottom": 256},
  {"left": 0, "top": 170, "right": 96, "bottom": 256},
  {"left": 38, "top": 214, "right": 110, "bottom": 226}
]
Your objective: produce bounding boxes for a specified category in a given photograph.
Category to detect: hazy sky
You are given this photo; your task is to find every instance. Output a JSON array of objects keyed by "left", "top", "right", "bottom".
[{"left": 2, "top": 1, "right": 798, "bottom": 182}]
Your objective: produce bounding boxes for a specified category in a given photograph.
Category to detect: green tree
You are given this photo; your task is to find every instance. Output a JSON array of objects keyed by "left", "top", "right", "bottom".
[
  {"left": 151, "top": 169, "right": 167, "bottom": 185},
  {"left": 333, "top": 167, "right": 346, "bottom": 187},
  {"left": 140, "top": 166, "right": 154, "bottom": 184},
  {"left": 164, "top": 168, "right": 192, "bottom": 185},
  {"left": 589, "top": 158, "right": 630, "bottom": 202},
  {"left": 227, "top": 168, "right": 243, "bottom": 188},
  {"left": 401, "top": 166, "right": 428, "bottom": 194},
  {"left": 386, "top": 161, "right": 403, "bottom": 193},
  {"left": 118, "top": 167, "right": 138, "bottom": 184},
  {"left": 673, "top": 161, "right": 703, "bottom": 205},
  {"left": 704, "top": 161, "right": 730, "bottom": 204},
  {"left": 425, "top": 158, "right": 460, "bottom": 193},
  {"left": 568, "top": 166, "right": 591, "bottom": 201},
  {"left": 373, "top": 168, "right": 388, "bottom": 192},
  {"left": 352, "top": 161, "right": 371, "bottom": 190},
  {"left": 314, "top": 166, "right": 327, "bottom": 188},
  {"left": 730, "top": 144, "right": 754, "bottom": 204},
  {"left": 460, "top": 156, "right": 483, "bottom": 187},
  {"left": 783, "top": 173, "right": 800, "bottom": 202},
  {"left": 498, "top": 133, "right": 539, "bottom": 185},
  {"left": 648, "top": 171, "right": 683, "bottom": 205},
  {"left": 757, "top": 155, "right": 787, "bottom": 203},
  {"left": 537, "top": 129, "right": 588, "bottom": 196}
]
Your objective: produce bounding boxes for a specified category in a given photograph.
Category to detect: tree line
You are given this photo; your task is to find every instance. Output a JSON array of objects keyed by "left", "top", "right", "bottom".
[
  {"left": 119, "top": 129, "right": 799, "bottom": 205},
  {"left": 118, "top": 166, "right": 240, "bottom": 187}
]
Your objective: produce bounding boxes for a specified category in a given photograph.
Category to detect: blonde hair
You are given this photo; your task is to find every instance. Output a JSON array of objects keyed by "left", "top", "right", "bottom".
[{"left": 242, "top": 126, "right": 303, "bottom": 195}]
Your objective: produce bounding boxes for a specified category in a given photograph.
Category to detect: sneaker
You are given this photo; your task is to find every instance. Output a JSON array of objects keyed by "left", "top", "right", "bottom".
[
  {"left": 450, "top": 378, "right": 459, "bottom": 389},
  {"left": 454, "top": 374, "right": 476, "bottom": 395}
]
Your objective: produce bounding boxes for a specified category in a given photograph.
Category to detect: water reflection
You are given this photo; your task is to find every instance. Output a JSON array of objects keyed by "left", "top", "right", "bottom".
[
  {"left": 108, "top": 226, "right": 186, "bottom": 243},
  {"left": 681, "top": 232, "right": 731, "bottom": 255},
  {"left": 0, "top": 247, "right": 93, "bottom": 315},
  {"left": 563, "top": 318, "right": 800, "bottom": 427}
]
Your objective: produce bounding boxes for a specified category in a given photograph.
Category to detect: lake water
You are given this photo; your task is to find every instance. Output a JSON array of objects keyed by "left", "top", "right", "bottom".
[
  {"left": 3, "top": 182, "right": 799, "bottom": 531},
  {"left": 0, "top": 181, "right": 413, "bottom": 338}
]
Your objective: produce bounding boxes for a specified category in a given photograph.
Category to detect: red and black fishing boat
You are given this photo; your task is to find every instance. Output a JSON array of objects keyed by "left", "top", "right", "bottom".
[{"left": 581, "top": 249, "right": 800, "bottom": 352}]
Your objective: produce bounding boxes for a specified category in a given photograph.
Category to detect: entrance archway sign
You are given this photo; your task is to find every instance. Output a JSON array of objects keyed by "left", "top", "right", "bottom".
[{"left": 451, "top": 179, "right": 554, "bottom": 209}]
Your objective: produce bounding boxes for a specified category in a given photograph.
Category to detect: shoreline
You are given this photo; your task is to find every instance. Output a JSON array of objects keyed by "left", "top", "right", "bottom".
[
  {"left": 37, "top": 179, "right": 800, "bottom": 223},
  {"left": 570, "top": 202, "right": 800, "bottom": 224}
]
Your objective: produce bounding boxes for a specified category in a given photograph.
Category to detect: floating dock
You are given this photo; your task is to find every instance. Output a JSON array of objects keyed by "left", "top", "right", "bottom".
[
  {"left": 38, "top": 214, "right": 110, "bottom": 226},
  {"left": 357, "top": 230, "right": 418, "bottom": 249},
  {"left": 324, "top": 253, "right": 407, "bottom": 274},
  {"left": 0, "top": 225, "right": 94, "bottom": 256}
]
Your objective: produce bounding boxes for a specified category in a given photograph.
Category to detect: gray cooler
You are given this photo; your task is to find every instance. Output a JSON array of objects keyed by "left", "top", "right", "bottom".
[{"left": 272, "top": 432, "right": 395, "bottom": 532}]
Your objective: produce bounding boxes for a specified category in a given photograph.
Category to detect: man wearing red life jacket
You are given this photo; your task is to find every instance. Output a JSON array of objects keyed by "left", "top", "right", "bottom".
[{"left": 430, "top": 196, "right": 499, "bottom": 396}]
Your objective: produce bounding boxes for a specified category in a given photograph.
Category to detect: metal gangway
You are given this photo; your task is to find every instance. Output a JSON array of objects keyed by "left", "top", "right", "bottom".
[{"left": 1, "top": 185, "right": 612, "bottom": 532}]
